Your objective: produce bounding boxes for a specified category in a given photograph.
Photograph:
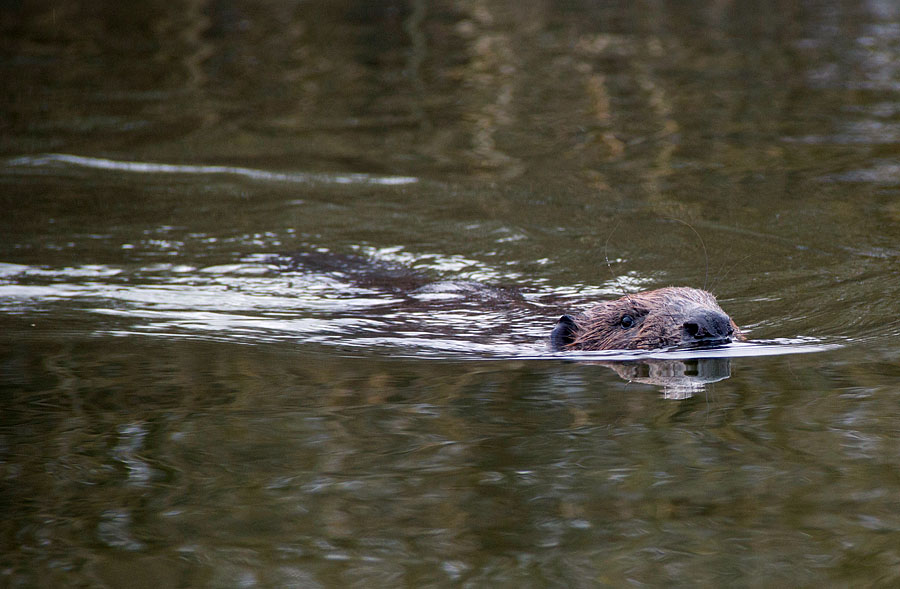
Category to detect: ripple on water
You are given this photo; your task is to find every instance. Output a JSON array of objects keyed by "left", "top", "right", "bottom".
[
  {"left": 4, "top": 153, "right": 419, "bottom": 186},
  {"left": 0, "top": 258, "right": 842, "bottom": 366}
]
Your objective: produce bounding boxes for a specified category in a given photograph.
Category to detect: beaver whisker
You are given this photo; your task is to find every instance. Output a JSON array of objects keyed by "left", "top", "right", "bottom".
[
  {"left": 667, "top": 218, "right": 709, "bottom": 292},
  {"left": 709, "top": 253, "right": 751, "bottom": 296}
]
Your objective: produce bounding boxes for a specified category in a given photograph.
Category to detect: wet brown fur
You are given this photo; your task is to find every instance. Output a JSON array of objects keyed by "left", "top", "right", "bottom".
[{"left": 567, "top": 287, "right": 743, "bottom": 351}]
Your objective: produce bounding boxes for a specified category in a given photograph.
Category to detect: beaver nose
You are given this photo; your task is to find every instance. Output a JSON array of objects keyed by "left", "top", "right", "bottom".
[{"left": 683, "top": 310, "right": 734, "bottom": 342}]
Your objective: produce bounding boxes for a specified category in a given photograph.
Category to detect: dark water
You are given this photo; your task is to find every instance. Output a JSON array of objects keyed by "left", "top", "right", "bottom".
[{"left": 2, "top": 1, "right": 900, "bottom": 586}]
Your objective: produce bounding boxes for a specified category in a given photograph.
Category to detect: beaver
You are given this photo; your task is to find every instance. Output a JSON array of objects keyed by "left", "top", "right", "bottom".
[{"left": 550, "top": 287, "right": 743, "bottom": 351}]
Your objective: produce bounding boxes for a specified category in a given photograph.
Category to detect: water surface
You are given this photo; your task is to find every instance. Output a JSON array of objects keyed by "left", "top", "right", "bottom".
[{"left": 2, "top": 1, "right": 900, "bottom": 586}]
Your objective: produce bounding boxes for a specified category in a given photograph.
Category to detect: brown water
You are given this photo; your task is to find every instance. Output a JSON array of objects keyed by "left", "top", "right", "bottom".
[{"left": 2, "top": 1, "right": 900, "bottom": 586}]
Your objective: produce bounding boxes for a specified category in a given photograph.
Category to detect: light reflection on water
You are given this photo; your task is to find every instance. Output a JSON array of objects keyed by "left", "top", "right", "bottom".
[
  {"left": 6, "top": 153, "right": 420, "bottom": 186},
  {"left": 0, "top": 259, "right": 836, "bottom": 366}
]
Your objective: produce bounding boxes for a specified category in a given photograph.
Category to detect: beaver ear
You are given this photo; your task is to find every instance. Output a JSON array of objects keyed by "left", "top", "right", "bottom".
[{"left": 551, "top": 315, "right": 578, "bottom": 350}]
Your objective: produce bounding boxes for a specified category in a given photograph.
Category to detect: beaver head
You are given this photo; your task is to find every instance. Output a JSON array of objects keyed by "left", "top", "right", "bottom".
[{"left": 550, "top": 287, "right": 743, "bottom": 351}]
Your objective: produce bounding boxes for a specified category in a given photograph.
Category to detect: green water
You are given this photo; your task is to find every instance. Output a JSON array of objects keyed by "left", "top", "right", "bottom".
[{"left": 2, "top": 1, "right": 900, "bottom": 586}]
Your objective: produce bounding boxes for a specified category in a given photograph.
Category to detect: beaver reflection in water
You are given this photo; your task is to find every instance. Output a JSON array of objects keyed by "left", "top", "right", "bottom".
[{"left": 551, "top": 287, "right": 744, "bottom": 351}]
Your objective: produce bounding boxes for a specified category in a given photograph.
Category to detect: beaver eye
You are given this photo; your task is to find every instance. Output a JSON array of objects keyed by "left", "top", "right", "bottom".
[{"left": 620, "top": 314, "right": 635, "bottom": 329}]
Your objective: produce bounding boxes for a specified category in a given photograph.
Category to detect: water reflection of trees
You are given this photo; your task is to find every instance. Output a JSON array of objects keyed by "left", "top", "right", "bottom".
[
  {"left": 7, "top": 0, "right": 897, "bottom": 183},
  {"left": 5, "top": 337, "right": 900, "bottom": 585}
]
